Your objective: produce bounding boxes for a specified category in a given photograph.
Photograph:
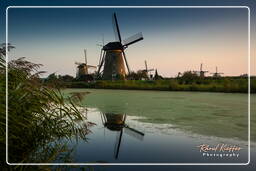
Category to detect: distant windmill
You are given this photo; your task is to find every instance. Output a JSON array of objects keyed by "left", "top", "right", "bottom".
[
  {"left": 97, "top": 12, "right": 144, "bottom": 80},
  {"left": 143, "top": 60, "right": 154, "bottom": 74},
  {"left": 211, "top": 66, "right": 224, "bottom": 77},
  {"left": 197, "top": 63, "right": 208, "bottom": 78},
  {"left": 142, "top": 60, "right": 154, "bottom": 79},
  {"left": 100, "top": 113, "right": 145, "bottom": 159},
  {"left": 75, "top": 49, "right": 96, "bottom": 79}
]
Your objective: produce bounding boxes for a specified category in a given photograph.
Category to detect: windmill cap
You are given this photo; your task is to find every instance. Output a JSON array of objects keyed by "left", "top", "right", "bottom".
[{"left": 103, "top": 42, "right": 123, "bottom": 50}]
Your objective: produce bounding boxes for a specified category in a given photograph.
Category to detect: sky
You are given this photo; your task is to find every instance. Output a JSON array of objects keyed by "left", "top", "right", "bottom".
[{"left": 0, "top": 1, "right": 254, "bottom": 77}]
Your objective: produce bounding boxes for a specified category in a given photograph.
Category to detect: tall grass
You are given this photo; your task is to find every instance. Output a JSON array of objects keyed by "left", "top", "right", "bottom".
[{"left": 0, "top": 45, "right": 90, "bottom": 169}]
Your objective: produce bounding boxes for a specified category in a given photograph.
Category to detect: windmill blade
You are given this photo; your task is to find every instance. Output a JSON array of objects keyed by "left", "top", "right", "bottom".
[
  {"left": 124, "top": 125, "right": 144, "bottom": 141},
  {"left": 122, "top": 51, "right": 130, "bottom": 74},
  {"left": 100, "top": 112, "right": 106, "bottom": 125},
  {"left": 84, "top": 49, "right": 87, "bottom": 64},
  {"left": 145, "top": 60, "right": 148, "bottom": 71},
  {"left": 123, "top": 32, "right": 143, "bottom": 47},
  {"left": 98, "top": 49, "right": 103, "bottom": 66},
  {"left": 114, "top": 129, "right": 123, "bottom": 159},
  {"left": 112, "top": 13, "right": 122, "bottom": 42},
  {"left": 97, "top": 50, "right": 105, "bottom": 75}
]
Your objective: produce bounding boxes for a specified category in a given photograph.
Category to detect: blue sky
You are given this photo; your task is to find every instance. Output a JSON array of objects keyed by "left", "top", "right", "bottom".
[{"left": 0, "top": 0, "right": 255, "bottom": 77}]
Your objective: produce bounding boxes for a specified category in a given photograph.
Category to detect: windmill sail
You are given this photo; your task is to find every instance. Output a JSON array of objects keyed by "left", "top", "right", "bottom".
[
  {"left": 84, "top": 49, "right": 87, "bottom": 64},
  {"left": 124, "top": 126, "right": 144, "bottom": 141},
  {"left": 114, "top": 129, "right": 123, "bottom": 159},
  {"left": 123, "top": 32, "right": 143, "bottom": 47},
  {"left": 112, "top": 13, "right": 122, "bottom": 42}
]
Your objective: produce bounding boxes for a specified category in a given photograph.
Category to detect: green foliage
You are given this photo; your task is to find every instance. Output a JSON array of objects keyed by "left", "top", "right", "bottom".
[
  {"left": 64, "top": 77, "right": 254, "bottom": 93},
  {"left": 180, "top": 71, "right": 200, "bottom": 84},
  {"left": 127, "top": 71, "right": 149, "bottom": 80},
  {"left": 0, "top": 44, "right": 90, "bottom": 168}
]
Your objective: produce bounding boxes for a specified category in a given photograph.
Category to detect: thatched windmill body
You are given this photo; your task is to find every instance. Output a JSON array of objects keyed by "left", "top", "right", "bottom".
[
  {"left": 75, "top": 49, "right": 96, "bottom": 79},
  {"left": 97, "top": 13, "right": 144, "bottom": 80}
]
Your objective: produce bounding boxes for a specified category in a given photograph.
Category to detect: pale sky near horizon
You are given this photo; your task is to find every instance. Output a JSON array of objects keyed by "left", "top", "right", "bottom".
[{"left": 7, "top": 7, "right": 249, "bottom": 77}]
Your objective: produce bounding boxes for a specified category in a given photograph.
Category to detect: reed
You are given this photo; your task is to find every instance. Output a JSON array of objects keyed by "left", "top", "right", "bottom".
[{"left": 0, "top": 44, "right": 90, "bottom": 169}]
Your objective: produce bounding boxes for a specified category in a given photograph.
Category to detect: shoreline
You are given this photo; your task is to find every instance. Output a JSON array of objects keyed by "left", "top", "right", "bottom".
[{"left": 61, "top": 78, "right": 255, "bottom": 94}]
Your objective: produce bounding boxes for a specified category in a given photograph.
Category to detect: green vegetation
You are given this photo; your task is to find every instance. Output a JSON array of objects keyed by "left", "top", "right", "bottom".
[
  {"left": 0, "top": 44, "right": 90, "bottom": 169},
  {"left": 42, "top": 68, "right": 255, "bottom": 94},
  {"left": 63, "top": 77, "right": 254, "bottom": 93}
]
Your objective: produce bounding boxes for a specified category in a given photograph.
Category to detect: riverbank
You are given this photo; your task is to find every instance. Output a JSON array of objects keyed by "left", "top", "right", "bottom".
[{"left": 64, "top": 78, "right": 256, "bottom": 93}]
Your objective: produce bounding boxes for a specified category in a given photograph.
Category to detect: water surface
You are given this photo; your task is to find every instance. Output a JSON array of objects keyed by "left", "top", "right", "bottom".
[{"left": 62, "top": 89, "right": 254, "bottom": 163}]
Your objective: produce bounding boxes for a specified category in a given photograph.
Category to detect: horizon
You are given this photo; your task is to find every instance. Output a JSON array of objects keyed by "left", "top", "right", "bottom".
[{"left": 7, "top": 7, "right": 249, "bottom": 77}]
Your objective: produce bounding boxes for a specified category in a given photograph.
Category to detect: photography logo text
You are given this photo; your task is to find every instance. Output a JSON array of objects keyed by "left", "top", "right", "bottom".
[{"left": 197, "top": 144, "right": 242, "bottom": 158}]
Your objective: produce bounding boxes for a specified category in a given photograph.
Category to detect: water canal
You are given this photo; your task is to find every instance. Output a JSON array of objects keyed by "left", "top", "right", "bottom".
[{"left": 60, "top": 89, "right": 255, "bottom": 163}]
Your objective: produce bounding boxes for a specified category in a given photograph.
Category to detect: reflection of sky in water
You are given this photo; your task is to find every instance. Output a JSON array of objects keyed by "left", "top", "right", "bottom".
[{"left": 63, "top": 108, "right": 250, "bottom": 163}]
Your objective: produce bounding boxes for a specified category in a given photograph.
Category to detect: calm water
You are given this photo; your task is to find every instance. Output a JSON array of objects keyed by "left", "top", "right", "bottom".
[{"left": 60, "top": 89, "right": 255, "bottom": 163}]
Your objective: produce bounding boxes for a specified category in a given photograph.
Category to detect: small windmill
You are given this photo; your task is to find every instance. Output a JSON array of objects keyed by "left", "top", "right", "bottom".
[
  {"left": 97, "top": 12, "right": 144, "bottom": 80},
  {"left": 100, "top": 113, "right": 144, "bottom": 159},
  {"left": 211, "top": 66, "right": 224, "bottom": 77},
  {"left": 142, "top": 60, "right": 154, "bottom": 79},
  {"left": 197, "top": 63, "right": 208, "bottom": 78},
  {"left": 75, "top": 49, "right": 96, "bottom": 79}
]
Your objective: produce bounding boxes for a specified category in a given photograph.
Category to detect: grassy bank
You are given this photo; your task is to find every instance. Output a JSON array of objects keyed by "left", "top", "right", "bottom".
[{"left": 64, "top": 77, "right": 255, "bottom": 93}]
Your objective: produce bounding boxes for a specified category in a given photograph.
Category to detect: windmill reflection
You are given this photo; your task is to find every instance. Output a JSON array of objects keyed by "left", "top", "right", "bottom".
[{"left": 100, "top": 113, "right": 145, "bottom": 159}]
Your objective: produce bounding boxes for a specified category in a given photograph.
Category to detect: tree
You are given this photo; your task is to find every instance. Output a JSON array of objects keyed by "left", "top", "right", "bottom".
[
  {"left": 180, "top": 71, "right": 199, "bottom": 84},
  {"left": 127, "top": 71, "right": 148, "bottom": 80},
  {"left": 154, "top": 69, "right": 163, "bottom": 80},
  {"left": 59, "top": 74, "right": 74, "bottom": 82}
]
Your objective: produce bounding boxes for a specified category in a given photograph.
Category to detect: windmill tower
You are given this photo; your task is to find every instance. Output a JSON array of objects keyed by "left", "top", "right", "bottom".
[
  {"left": 75, "top": 49, "right": 96, "bottom": 79},
  {"left": 100, "top": 113, "right": 144, "bottom": 159},
  {"left": 198, "top": 63, "right": 208, "bottom": 78},
  {"left": 97, "top": 13, "right": 144, "bottom": 80},
  {"left": 211, "top": 66, "right": 224, "bottom": 77}
]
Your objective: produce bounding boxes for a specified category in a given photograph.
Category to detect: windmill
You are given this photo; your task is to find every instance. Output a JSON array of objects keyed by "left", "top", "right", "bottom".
[
  {"left": 197, "top": 63, "right": 208, "bottom": 78},
  {"left": 100, "top": 113, "right": 145, "bottom": 159},
  {"left": 97, "top": 12, "right": 144, "bottom": 80},
  {"left": 75, "top": 49, "right": 96, "bottom": 79},
  {"left": 211, "top": 66, "right": 224, "bottom": 77},
  {"left": 142, "top": 60, "right": 154, "bottom": 79}
]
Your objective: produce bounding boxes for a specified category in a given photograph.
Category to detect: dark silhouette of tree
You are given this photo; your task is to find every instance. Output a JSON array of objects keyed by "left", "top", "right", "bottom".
[
  {"left": 180, "top": 71, "right": 199, "bottom": 84},
  {"left": 154, "top": 69, "right": 163, "bottom": 80},
  {"left": 127, "top": 71, "right": 148, "bottom": 80},
  {"left": 59, "top": 74, "right": 74, "bottom": 82}
]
